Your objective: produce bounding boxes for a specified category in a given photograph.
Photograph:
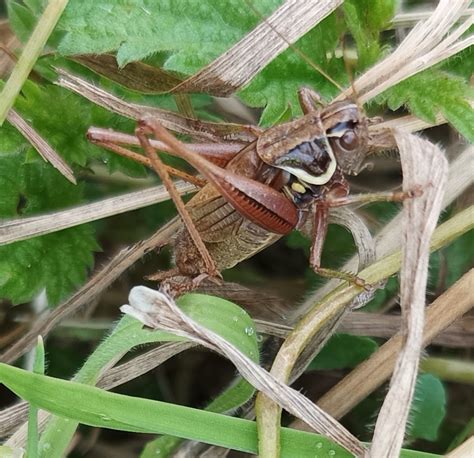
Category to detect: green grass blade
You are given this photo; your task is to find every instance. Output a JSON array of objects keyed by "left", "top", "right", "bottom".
[
  {"left": 0, "top": 364, "right": 440, "bottom": 458},
  {"left": 26, "top": 336, "right": 45, "bottom": 458},
  {"left": 38, "top": 294, "right": 258, "bottom": 457}
]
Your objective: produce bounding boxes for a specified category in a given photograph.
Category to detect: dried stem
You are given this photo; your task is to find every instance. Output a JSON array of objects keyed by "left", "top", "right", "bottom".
[
  {"left": 336, "top": 0, "right": 472, "bottom": 103},
  {"left": 174, "top": 0, "right": 343, "bottom": 95},
  {"left": 0, "top": 182, "right": 195, "bottom": 246},
  {"left": 370, "top": 131, "right": 448, "bottom": 457}
]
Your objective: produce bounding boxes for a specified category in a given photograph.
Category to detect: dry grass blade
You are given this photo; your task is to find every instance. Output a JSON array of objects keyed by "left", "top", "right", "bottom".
[
  {"left": 336, "top": 0, "right": 472, "bottom": 103},
  {"left": 291, "top": 269, "right": 474, "bottom": 429},
  {"left": 0, "top": 402, "right": 29, "bottom": 439},
  {"left": 0, "top": 181, "right": 196, "bottom": 246},
  {"left": 56, "top": 70, "right": 259, "bottom": 143},
  {"left": 338, "top": 312, "right": 474, "bottom": 348},
  {"left": 121, "top": 286, "right": 366, "bottom": 457},
  {"left": 370, "top": 131, "right": 448, "bottom": 457},
  {"left": 6, "top": 109, "right": 76, "bottom": 184},
  {"left": 0, "top": 219, "right": 180, "bottom": 364},
  {"left": 256, "top": 311, "right": 474, "bottom": 348},
  {"left": 174, "top": 0, "right": 343, "bottom": 95},
  {"left": 392, "top": 8, "right": 474, "bottom": 28},
  {"left": 367, "top": 107, "right": 466, "bottom": 152}
]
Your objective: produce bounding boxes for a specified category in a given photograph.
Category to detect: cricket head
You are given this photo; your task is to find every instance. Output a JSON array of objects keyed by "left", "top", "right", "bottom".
[
  {"left": 322, "top": 101, "right": 369, "bottom": 176},
  {"left": 256, "top": 100, "right": 369, "bottom": 190}
]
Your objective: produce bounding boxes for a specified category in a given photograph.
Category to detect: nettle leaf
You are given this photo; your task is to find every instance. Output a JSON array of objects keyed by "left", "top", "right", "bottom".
[
  {"left": 343, "top": 0, "right": 396, "bottom": 70},
  {"left": 443, "top": 46, "right": 474, "bottom": 81},
  {"left": 307, "top": 334, "right": 379, "bottom": 371},
  {"left": 12, "top": 80, "right": 144, "bottom": 176},
  {"left": 408, "top": 374, "right": 446, "bottom": 442},
  {"left": 239, "top": 14, "right": 346, "bottom": 126},
  {"left": 238, "top": 55, "right": 345, "bottom": 127},
  {"left": 7, "top": 0, "right": 38, "bottom": 43},
  {"left": 0, "top": 152, "right": 99, "bottom": 305},
  {"left": 381, "top": 69, "right": 474, "bottom": 143},
  {"left": 56, "top": 0, "right": 279, "bottom": 68},
  {"left": 0, "top": 226, "right": 97, "bottom": 305}
]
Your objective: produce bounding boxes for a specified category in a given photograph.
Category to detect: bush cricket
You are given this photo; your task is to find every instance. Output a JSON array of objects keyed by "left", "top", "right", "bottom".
[{"left": 88, "top": 86, "right": 416, "bottom": 295}]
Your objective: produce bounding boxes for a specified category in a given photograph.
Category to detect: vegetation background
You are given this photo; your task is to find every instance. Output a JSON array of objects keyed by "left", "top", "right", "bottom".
[{"left": 0, "top": 0, "right": 472, "bottom": 457}]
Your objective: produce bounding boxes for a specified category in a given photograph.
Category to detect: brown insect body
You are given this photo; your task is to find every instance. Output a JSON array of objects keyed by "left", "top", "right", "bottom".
[{"left": 171, "top": 98, "right": 369, "bottom": 280}]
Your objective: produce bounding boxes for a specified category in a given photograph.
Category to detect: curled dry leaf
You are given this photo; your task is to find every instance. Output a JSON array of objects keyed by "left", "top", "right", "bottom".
[
  {"left": 329, "top": 207, "right": 376, "bottom": 272},
  {"left": 300, "top": 206, "right": 376, "bottom": 273},
  {"left": 74, "top": 54, "right": 183, "bottom": 93},
  {"left": 370, "top": 131, "right": 448, "bottom": 457},
  {"left": 121, "top": 286, "right": 366, "bottom": 457}
]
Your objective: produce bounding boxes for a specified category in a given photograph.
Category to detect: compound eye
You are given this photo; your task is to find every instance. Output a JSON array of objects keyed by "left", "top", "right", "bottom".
[{"left": 339, "top": 130, "right": 358, "bottom": 150}]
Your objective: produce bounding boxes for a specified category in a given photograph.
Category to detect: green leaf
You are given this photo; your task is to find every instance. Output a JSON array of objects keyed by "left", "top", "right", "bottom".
[
  {"left": 238, "top": 14, "right": 346, "bottom": 126},
  {"left": 177, "top": 293, "right": 259, "bottom": 362},
  {"left": 429, "top": 229, "right": 474, "bottom": 289},
  {"left": 0, "top": 152, "right": 98, "bottom": 305},
  {"left": 39, "top": 294, "right": 258, "bottom": 457},
  {"left": 7, "top": 0, "right": 65, "bottom": 48},
  {"left": 55, "top": 1, "right": 278, "bottom": 67},
  {"left": 363, "top": 276, "right": 399, "bottom": 312},
  {"left": 446, "top": 417, "right": 474, "bottom": 452},
  {"left": 0, "top": 364, "right": 439, "bottom": 458},
  {"left": 27, "top": 337, "right": 45, "bottom": 458},
  {"left": 7, "top": 0, "right": 38, "bottom": 43},
  {"left": 0, "top": 225, "right": 98, "bottom": 305},
  {"left": 11, "top": 80, "right": 144, "bottom": 175},
  {"left": 343, "top": 0, "right": 396, "bottom": 70},
  {"left": 143, "top": 377, "right": 254, "bottom": 457},
  {"left": 308, "top": 334, "right": 379, "bottom": 371},
  {"left": 380, "top": 69, "right": 474, "bottom": 142},
  {"left": 408, "top": 374, "right": 446, "bottom": 442},
  {"left": 442, "top": 46, "right": 474, "bottom": 80}
]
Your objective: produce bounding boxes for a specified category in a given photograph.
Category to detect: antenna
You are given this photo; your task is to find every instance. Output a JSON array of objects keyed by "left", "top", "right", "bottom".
[
  {"left": 340, "top": 31, "right": 362, "bottom": 107},
  {"left": 243, "top": 0, "right": 344, "bottom": 93}
]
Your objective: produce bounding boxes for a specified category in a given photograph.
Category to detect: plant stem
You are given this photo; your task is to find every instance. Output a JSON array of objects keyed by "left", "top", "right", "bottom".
[
  {"left": 421, "top": 357, "right": 474, "bottom": 385},
  {"left": 0, "top": 0, "right": 69, "bottom": 124}
]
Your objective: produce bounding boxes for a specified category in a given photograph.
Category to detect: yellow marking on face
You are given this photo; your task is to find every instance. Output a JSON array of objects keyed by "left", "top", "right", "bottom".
[{"left": 291, "top": 182, "right": 306, "bottom": 194}]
